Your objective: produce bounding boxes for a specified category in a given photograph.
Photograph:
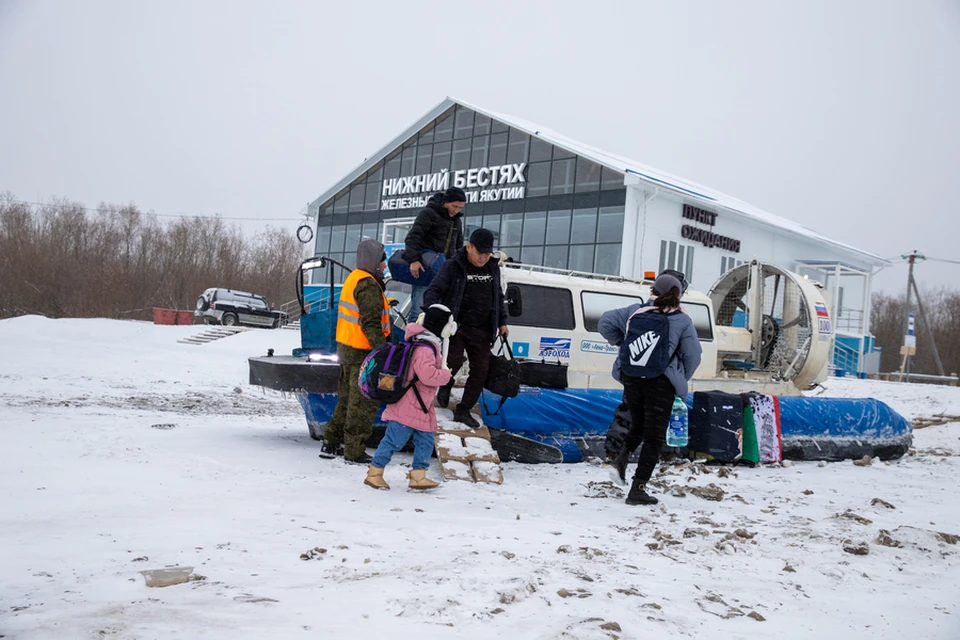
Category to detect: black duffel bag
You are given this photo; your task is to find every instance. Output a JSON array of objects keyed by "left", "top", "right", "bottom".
[
  {"left": 519, "top": 359, "right": 568, "bottom": 388},
  {"left": 483, "top": 335, "right": 522, "bottom": 415}
]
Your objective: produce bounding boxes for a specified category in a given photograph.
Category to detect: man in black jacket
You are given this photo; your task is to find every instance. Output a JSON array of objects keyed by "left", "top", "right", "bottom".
[
  {"left": 423, "top": 228, "right": 509, "bottom": 428},
  {"left": 404, "top": 186, "right": 466, "bottom": 323}
]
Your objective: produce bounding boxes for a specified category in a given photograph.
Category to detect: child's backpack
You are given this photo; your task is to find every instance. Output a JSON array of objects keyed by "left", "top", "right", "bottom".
[
  {"left": 618, "top": 306, "right": 679, "bottom": 379},
  {"left": 358, "top": 340, "right": 438, "bottom": 413}
]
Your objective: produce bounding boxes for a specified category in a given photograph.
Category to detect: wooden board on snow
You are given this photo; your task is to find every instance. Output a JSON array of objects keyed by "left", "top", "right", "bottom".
[{"left": 434, "top": 424, "right": 504, "bottom": 484}]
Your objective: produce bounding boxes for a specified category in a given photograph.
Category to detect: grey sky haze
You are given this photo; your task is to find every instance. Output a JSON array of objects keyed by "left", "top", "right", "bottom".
[{"left": 1, "top": 0, "right": 957, "bottom": 294}]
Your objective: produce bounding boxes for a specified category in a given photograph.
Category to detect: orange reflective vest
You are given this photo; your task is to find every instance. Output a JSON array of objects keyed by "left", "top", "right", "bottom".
[{"left": 336, "top": 270, "right": 390, "bottom": 349}]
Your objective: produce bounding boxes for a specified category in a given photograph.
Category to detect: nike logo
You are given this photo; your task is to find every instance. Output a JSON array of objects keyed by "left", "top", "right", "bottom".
[{"left": 628, "top": 331, "right": 660, "bottom": 366}]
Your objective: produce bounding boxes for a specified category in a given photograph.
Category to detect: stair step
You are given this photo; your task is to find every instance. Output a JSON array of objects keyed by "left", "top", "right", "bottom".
[{"left": 178, "top": 326, "right": 248, "bottom": 345}]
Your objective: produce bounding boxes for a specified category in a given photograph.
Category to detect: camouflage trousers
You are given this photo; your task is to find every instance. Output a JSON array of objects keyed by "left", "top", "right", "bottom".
[{"left": 324, "top": 362, "right": 378, "bottom": 460}]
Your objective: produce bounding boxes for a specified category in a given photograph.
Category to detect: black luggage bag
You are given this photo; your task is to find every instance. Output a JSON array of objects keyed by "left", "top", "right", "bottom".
[{"left": 688, "top": 390, "right": 744, "bottom": 463}]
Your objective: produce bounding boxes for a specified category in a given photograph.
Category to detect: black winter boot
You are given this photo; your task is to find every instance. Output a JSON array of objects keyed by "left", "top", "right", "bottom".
[
  {"left": 436, "top": 385, "right": 451, "bottom": 409},
  {"left": 613, "top": 448, "right": 630, "bottom": 486},
  {"left": 345, "top": 451, "right": 373, "bottom": 465},
  {"left": 453, "top": 407, "right": 480, "bottom": 429},
  {"left": 319, "top": 442, "right": 344, "bottom": 459},
  {"left": 625, "top": 477, "right": 658, "bottom": 505}
]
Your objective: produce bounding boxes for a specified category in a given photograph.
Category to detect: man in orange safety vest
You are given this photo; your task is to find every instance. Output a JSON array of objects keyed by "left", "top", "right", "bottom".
[{"left": 320, "top": 238, "right": 391, "bottom": 464}]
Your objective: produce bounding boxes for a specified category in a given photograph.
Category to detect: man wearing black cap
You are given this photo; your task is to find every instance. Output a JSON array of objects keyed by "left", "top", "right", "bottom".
[
  {"left": 423, "top": 227, "right": 509, "bottom": 428},
  {"left": 404, "top": 186, "right": 467, "bottom": 323}
]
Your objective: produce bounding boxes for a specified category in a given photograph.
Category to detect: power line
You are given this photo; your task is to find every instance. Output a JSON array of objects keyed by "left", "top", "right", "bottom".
[
  {"left": 927, "top": 257, "right": 960, "bottom": 265},
  {"left": 8, "top": 199, "right": 300, "bottom": 222}
]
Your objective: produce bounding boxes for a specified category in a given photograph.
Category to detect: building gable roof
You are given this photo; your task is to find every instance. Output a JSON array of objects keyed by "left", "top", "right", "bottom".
[{"left": 311, "top": 97, "right": 886, "bottom": 265}]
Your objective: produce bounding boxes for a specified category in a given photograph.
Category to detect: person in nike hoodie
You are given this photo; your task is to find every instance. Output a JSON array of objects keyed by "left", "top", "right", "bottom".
[{"left": 598, "top": 272, "right": 702, "bottom": 506}]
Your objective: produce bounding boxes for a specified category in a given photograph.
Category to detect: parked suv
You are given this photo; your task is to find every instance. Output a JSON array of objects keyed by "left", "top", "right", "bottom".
[{"left": 195, "top": 288, "right": 289, "bottom": 329}]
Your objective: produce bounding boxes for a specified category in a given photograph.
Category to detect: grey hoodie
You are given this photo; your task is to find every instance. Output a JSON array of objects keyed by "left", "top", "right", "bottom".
[
  {"left": 356, "top": 238, "right": 386, "bottom": 275},
  {"left": 597, "top": 302, "right": 703, "bottom": 397},
  {"left": 336, "top": 238, "right": 389, "bottom": 364}
]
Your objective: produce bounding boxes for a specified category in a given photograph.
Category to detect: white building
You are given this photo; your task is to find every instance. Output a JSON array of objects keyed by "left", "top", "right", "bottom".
[{"left": 307, "top": 97, "right": 887, "bottom": 374}]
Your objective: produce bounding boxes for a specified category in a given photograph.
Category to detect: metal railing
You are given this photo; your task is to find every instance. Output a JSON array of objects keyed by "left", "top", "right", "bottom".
[
  {"left": 279, "top": 288, "right": 336, "bottom": 325},
  {"left": 834, "top": 307, "right": 865, "bottom": 333},
  {"left": 832, "top": 340, "right": 860, "bottom": 375}
]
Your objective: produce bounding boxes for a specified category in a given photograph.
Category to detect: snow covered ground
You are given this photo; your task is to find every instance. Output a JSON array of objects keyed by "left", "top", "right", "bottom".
[{"left": 1, "top": 316, "right": 958, "bottom": 639}]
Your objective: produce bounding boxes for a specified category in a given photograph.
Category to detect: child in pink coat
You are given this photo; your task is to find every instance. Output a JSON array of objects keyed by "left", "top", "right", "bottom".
[{"left": 364, "top": 304, "right": 456, "bottom": 491}]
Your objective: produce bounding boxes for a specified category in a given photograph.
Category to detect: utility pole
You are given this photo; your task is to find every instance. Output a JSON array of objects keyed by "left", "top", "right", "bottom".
[
  {"left": 901, "top": 251, "right": 916, "bottom": 381},
  {"left": 909, "top": 262, "right": 945, "bottom": 378},
  {"left": 898, "top": 250, "right": 945, "bottom": 382}
]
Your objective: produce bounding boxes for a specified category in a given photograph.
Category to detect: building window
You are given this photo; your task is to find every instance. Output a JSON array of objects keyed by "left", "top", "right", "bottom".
[
  {"left": 481, "top": 214, "right": 501, "bottom": 238},
  {"left": 418, "top": 121, "right": 435, "bottom": 145},
  {"left": 550, "top": 158, "right": 576, "bottom": 195},
  {"left": 522, "top": 210, "right": 546, "bottom": 245},
  {"left": 575, "top": 158, "right": 602, "bottom": 192},
  {"left": 315, "top": 226, "right": 331, "bottom": 255},
  {"left": 432, "top": 141, "right": 452, "bottom": 172},
  {"left": 488, "top": 132, "right": 508, "bottom": 166},
  {"left": 454, "top": 107, "right": 474, "bottom": 138},
  {"left": 571, "top": 208, "right": 598, "bottom": 244},
  {"left": 721, "top": 256, "right": 745, "bottom": 273},
  {"left": 361, "top": 221, "right": 380, "bottom": 243},
  {"left": 569, "top": 244, "right": 595, "bottom": 272},
  {"left": 470, "top": 135, "right": 489, "bottom": 167},
  {"left": 501, "top": 213, "right": 523, "bottom": 247},
  {"left": 506, "top": 129, "right": 530, "bottom": 164},
  {"left": 473, "top": 113, "right": 491, "bottom": 136},
  {"left": 333, "top": 190, "right": 349, "bottom": 214},
  {"left": 452, "top": 138, "right": 471, "bottom": 171},
  {"left": 594, "top": 243, "right": 621, "bottom": 276},
  {"left": 525, "top": 162, "right": 551, "bottom": 198},
  {"left": 400, "top": 145, "right": 415, "bottom": 175},
  {"left": 596, "top": 207, "right": 624, "bottom": 243},
  {"left": 364, "top": 183, "right": 379, "bottom": 211},
  {"left": 415, "top": 144, "right": 432, "bottom": 174},
  {"left": 546, "top": 209, "right": 571, "bottom": 245},
  {"left": 329, "top": 225, "right": 346, "bottom": 254},
  {"left": 543, "top": 245, "right": 567, "bottom": 269},
  {"left": 600, "top": 167, "right": 623, "bottom": 190},
  {"left": 344, "top": 223, "right": 362, "bottom": 255},
  {"left": 529, "top": 137, "right": 552, "bottom": 163},
  {"left": 659, "top": 240, "right": 695, "bottom": 284},
  {"left": 520, "top": 245, "right": 544, "bottom": 266},
  {"left": 507, "top": 284, "right": 575, "bottom": 330},
  {"left": 434, "top": 113, "right": 454, "bottom": 142},
  {"left": 581, "top": 291, "right": 643, "bottom": 332},
  {"left": 383, "top": 151, "right": 401, "bottom": 180}
]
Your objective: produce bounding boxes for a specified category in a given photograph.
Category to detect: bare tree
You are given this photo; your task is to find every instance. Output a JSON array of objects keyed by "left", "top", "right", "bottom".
[
  {"left": 0, "top": 195, "right": 302, "bottom": 322},
  {"left": 871, "top": 288, "right": 960, "bottom": 376}
]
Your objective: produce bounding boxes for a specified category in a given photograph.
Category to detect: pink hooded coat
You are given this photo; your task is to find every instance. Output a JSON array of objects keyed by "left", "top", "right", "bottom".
[{"left": 380, "top": 323, "right": 452, "bottom": 433}]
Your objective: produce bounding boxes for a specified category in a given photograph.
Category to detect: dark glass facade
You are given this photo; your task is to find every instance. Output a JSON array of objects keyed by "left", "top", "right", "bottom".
[{"left": 312, "top": 105, "right": 626, "bottom": 278}]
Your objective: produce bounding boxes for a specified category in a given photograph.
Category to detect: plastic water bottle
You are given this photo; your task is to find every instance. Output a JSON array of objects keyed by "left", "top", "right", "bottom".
[{"left": 666, "top": 397, "right": 688, "bottom": 447}]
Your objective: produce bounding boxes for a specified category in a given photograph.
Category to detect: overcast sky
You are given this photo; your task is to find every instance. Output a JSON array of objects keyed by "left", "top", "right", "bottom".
[{"left": 1, "top": 0, "right": 957, "bottom": 294}]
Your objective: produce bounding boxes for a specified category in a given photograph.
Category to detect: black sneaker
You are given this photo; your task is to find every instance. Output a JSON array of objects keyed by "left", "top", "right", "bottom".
[
  {"left": 625, "top": 478, "right": 658, "bottom": 505},
  {"left": 319, "top": 442, "right": 343, "bottom": 459},
  {"left": 453, "top": 408, "right": 480, "bottom": 429},
  {"left": 345, "top": 451, "right": 373, "bottom": 465},
  {"left": 436, "top": 385, "right": 451, "bottom": 409}
]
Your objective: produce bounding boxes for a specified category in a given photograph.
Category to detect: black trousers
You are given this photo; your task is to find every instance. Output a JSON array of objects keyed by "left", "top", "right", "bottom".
[
  {"left": 621, "top": 374, "right": 676, "bottom": 484},
  {"left": 442, "top": 323, "right": 492, "bottom": 412}
]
